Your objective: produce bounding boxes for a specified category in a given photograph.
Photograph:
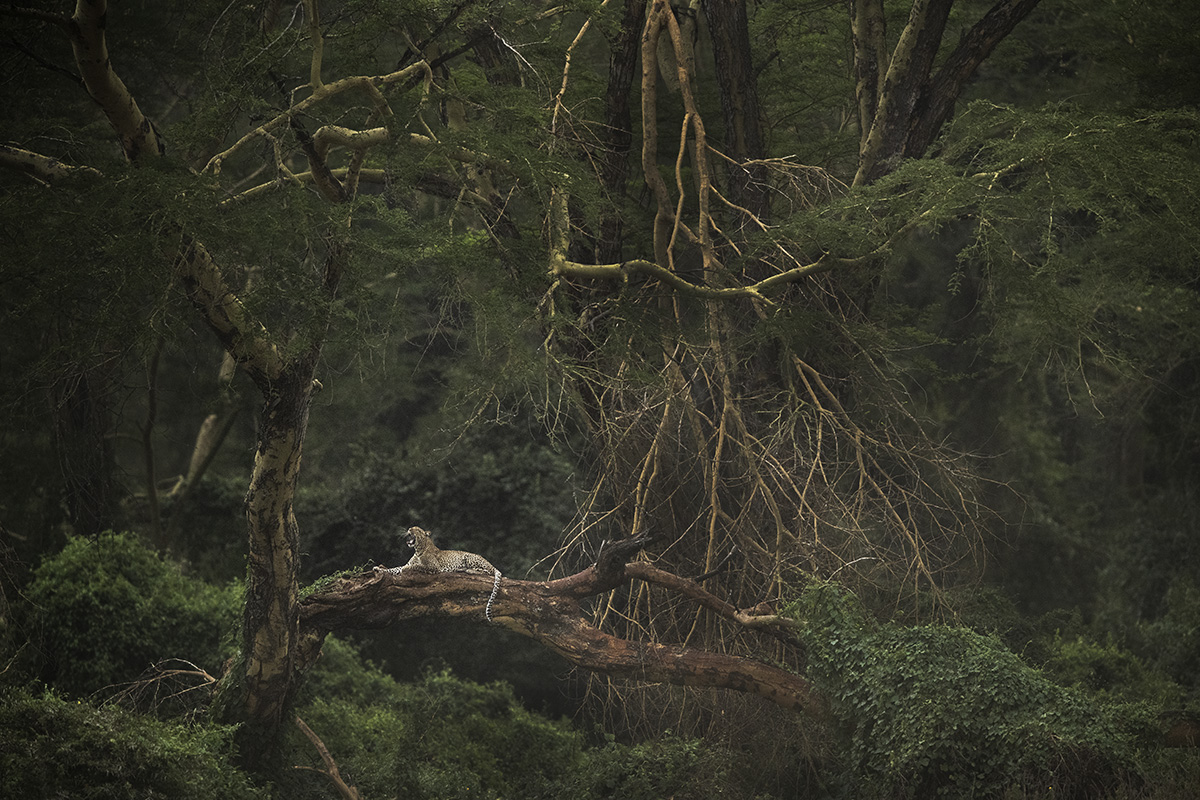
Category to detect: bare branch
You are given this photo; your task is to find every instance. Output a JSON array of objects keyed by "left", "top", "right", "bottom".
[
  {"left": 550, "top": 254, "right": 842, "bottom": 302},
  {"left": 295, "top": 717, "right": 361, "bottom": 800},
  {"left": 0, "top": 144, "right": 102, "bottom": 182},
  {"left": 303, "top": 0, "right": 325, "bottom": 93},
  {"left": 204, "top": 62, "right": 432, "bottom": 175}
]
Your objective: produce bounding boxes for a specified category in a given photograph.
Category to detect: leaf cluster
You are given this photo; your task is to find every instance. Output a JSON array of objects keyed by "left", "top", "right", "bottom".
[
  {"left": 0, "top": 686, "right": 263, "bottom": 800},
  {"left": 288, "top": 650, "right": 736, "bottom": 800},
  {"left": 24, "top": 532, "right": 240, "bottom": 697},
  {"left": 793, "top": 582, "right": 1157, "bottom": 798}
]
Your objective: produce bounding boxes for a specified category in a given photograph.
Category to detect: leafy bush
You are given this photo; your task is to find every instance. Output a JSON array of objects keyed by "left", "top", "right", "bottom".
[
  {"left": 582, "top": 734, "right": 730, "bottom": 800},
  {"left": 26, "top": 532, "right": 240, "bottom": 697},
  {"left": 293, "top": 667, "right": 589, "bottom": 799},
  {"left": 288, "top": 644, "right": 735, "bottom": 800},
  {"left": 1041, "top": 632, "right": 1181, "bottom": 705},
  {"left": 0, "top": 686, "right": 263, "bottom": 799},
  {"left": 793, "top": 582, "right": 1154, "bottom": 798},
  {"left": 1140, "top": 578, "right": 1200, "bottom": 691}
]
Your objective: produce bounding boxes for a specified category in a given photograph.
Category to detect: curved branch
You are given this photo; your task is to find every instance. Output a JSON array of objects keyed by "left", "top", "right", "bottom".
[
  {"left": 624, "top": 562, "right": 800, "bottom": 639},
  {"left": 300, "top": 558, "right": 826, "bottom": 720},
  {"left": 204, "top": 61, "right": 432, "bottom": 175},
  {"left": 68, "top": 0, "right": 164, "bottom": 161}
]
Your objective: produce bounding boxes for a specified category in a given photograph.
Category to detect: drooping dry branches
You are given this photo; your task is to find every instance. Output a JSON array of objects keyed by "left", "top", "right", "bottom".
[{"left": 536, "top": 2, "right": 993, "bottom": 685}]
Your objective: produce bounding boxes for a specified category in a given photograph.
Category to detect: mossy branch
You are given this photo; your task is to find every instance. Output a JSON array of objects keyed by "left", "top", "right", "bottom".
[{"left": 300, "top": 555, "right": 826, "bottom": 720}]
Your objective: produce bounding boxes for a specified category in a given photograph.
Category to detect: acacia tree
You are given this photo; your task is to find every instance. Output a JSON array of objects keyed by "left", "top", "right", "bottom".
[{"left": 8, "top": 0, "right": 1197, "bottom": 773}]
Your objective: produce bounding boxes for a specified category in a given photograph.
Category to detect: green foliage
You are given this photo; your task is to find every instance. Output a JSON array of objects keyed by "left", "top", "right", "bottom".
[
  {"left": 26, "top": 532, "right": 240, "bottom": 697},
  {"left": 1040, "top": 633, "right": 1180, "bottom": 705},
  {"left": 1140, "top": 578, "right": 1200, "bottom": 691},
  {"left": 0, "top": 685, "right": 263, "bottom": 799},
  {"left": 582, "top": 734, "right": 730, "bottom": 800},
  {"left": 793, "top": 582, "right": 1153, "bottom": 798},
  {"left": 289, "top": 651, "right": 733, "bottom": 800}
]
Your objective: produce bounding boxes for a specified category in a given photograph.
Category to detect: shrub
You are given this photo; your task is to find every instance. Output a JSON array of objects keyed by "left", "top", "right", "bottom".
[
  {"left": 288, "top": 644, "right": 736, "bottom": 800},
  {"left": 793, "top": 582, "right": 1154, "bottom": 798},
  {"left": 0, "top": 685, "right": 263, "bottom": 799},
  {"left": 26, "top": 532, "right": 240, "bottom": 697},
  {"left": 291, "top": 668, "right": 584, "bottom": 799}
]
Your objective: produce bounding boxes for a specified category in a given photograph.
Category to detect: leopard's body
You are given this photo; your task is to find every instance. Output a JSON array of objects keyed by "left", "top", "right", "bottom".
[{"left": 387, "top": 526, "right": 502, "bottom": 622}]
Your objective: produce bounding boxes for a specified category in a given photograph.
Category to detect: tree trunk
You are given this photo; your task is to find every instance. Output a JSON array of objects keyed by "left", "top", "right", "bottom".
[
  {"left": 228, "top": 366, "right": 317, "bottom": 769},
  {"left": 52, "top": 358, "right": 118, "bottom": 537},
  {"left": 704, "top": 0, "right": 770, "bottom": 232},
  {"left": 853, "top": 0, "right": 954, "bottom": 186},
  {"left": 851, "top": 0, "right": 1045, "bottom": 186},
  {"left": 596, "top": 0, "right": 646, "bottom": 264}
]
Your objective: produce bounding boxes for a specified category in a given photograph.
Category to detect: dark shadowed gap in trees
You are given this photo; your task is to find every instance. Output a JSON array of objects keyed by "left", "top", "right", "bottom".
[{"left": 705, "top": 0, "right": 770, "bottom": 236}]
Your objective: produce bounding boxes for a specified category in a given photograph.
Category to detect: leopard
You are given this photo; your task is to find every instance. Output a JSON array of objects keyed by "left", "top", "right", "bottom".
[{"left": 384, "top": 526, "right": 502, "bottom": 622}]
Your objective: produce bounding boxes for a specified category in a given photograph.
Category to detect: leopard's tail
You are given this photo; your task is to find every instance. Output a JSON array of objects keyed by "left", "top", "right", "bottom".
[{"left": 485, "top": 569, "right": 502, "bottom": 623}]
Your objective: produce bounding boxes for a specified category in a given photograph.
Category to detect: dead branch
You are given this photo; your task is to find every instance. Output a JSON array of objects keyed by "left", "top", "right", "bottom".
[{"left": 295, "top": 716, "right": 362, "bottom": 800}]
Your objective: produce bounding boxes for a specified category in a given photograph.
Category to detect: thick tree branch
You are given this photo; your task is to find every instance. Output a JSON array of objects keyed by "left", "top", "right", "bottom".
[
  {"left": 853, "top": 0, "right": 953, "bottom": 186},
  {"left": 624, "top": 562, "right": 800, "bottom": 640},
  {"left": 849, "top": 0, "right": 887, "bottom": 142},
  {"left": 291, "top": 118, "right": 348, "bottom": 203},
  {"left": 0, "top": 144, "right": 102, "bottom": 182},
  {"left": 300, "top": 556, "right": 826, "bottom": 720},
  {"left": 172, "top": 235, "right": 286, "bottom": 386},
  {"left": 910, "top": 0, "right": 1045, "bottom": 157},
  {"left": 68, "top": 0, "right": 164, "bottom": 161}
]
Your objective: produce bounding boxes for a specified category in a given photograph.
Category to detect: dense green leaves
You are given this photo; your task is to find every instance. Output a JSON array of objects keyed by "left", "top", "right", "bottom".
[
  {"left": 794, "top": 582, "right": 1159, "bottom": 797},
  {"left": 289, "top": 654, "right": 737, "bottom": 800},
  {"left": 26, "top": 532, "right": 240, "bottom": 697},
  {"left": 0, "top": 686, "right": 263, "bottom": 799}
]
